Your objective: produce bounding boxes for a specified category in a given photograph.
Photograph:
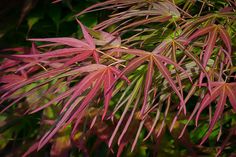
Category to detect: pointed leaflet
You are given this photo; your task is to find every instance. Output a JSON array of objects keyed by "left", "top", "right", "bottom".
[
  {"left": 141, "top": 56, "right": 153, "bottom": 114},
  {"left": 153, "top": 56, "right": 184, "bottom": 105},
  {"left": 200, "top": 86, "right": 227, "bottom": 145},
  {"left": 76, "top": 19, "right": 95, "bottom": 49},
  {"left": 31, "top": 65, "right": 127, "bottom": 114},
  {"left": 103, "top": 68, "right": 115, "bottom": 120},
  {"left": 34, "top": 81, "right": 95, "bottom": 148},
  {"left": 198, "top": 27, "right": 218, "bottom": 85},
  {"left": 185, "top": 25, "right": 215, "bottom": 45},
  {"left": 195, "top": 84, "right": 223, "bottom": 126},
  {"left": 28, "top": 37, "right": 89, "bottom": 48},
  {"left": 176, "top": 42, "right": 212, "bottom": 92},
  {"left": 196, "top": 82, "right": 236, "bottom": 123},
  {"left": 143, "top": 105, "right": 161, "bottom": 141},
  {"left": 77, "top": 19, "right": 99, "bottom": 63},
  {"left": 27, "top": 20, "right": 98, "bottom": 66},
  {"left": 12, "top": 48, "right": 85, "bottom": 58},
  {"left": 171, "top": 81, "right": 199, "bottom": 134},
  {"left": 186, "top": 24, "right": 231, "bottom": 60},
  {"left": 202, "top": 27, "right": 218, "bottom": 67},
  {"left": 155, "top": 54, "right": 192, "bottom": 82},
  {"left": 218, "top": 26, "right": 232, "bottom": 54}
]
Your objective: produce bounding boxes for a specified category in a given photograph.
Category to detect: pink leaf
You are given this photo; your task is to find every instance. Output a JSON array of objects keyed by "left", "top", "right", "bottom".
[
  {"left": 76, "top": 19, "right": 95, "bottom": 49},
  {"left": 29, "top": 37, "right": 90, "bottom": 48},
  {"left": 202, "top": 28, "right": 218, "bottom": 67},
  {"left": 155, "top": 54, "right": 192, "bottom": 82},
  {"left": 12, "top": 48, "right": 85, "bottom": 58},
  {"left": 200, "top": 86, "right": 226, "bottom": 145},
  {"left": 141, "top": 57, "right": 153, "bottom": 114},
  {"left": 103, "top": 68, "right": 114, "bottom": 120},
  {"left": 185, "top": 25, "right": 215, "bottom": 45},
  {"left": 195, "top": 84, "right": 223, "bottom": 126},
  {"left": 153, "top": 57, "right": 184, "bottom": 105},
  {"left": 218, "top": 26, "right": 232, "bottom": 54}
]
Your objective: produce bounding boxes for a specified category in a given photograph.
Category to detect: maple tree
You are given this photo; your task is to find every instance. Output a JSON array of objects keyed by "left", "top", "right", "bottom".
[{"left": 0, "top": 0, "right": 236, "bottom": 156}]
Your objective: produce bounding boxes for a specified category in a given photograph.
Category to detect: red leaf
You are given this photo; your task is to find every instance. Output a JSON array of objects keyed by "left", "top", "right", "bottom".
[
  {"left": 155, "top": 54, "right": 192, "bottom": 82},
  {"left": 103, "top": 68, "right": 115, "bottom": 120},
  {"left": 195, "top": 84, "right": 222, "bottom": 126},
  {"left": 200, "top": 86, "right": 226, "bottom": 145},
  {"left": 29, "top": 37, "right": 90, "bottom": 48},
  {"left": 76, "top": 19, "right": 95, "bottom": 49},
  {"left": 13, "top": 48, "right": 85, "bottom": 58},
  {"left": 202, "top": 27, "right": 218, "bottom": 67},
  {"left": 185, "top": 25, "right": 215, "bottom": 45},
  {"left": 153, "top": 57, "right": 184, "bottom": 105},
  {"left": 218, "top": 26, "right": 232, "bottom": 54},
  {"left": 141, "top": 57, "right": 153, "bottom": 114}
]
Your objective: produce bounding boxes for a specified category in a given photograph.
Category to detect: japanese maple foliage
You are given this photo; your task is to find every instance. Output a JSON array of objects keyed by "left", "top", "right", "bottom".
[{"left": 1, "top": 0, "right": 236, "bottom": 156}]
